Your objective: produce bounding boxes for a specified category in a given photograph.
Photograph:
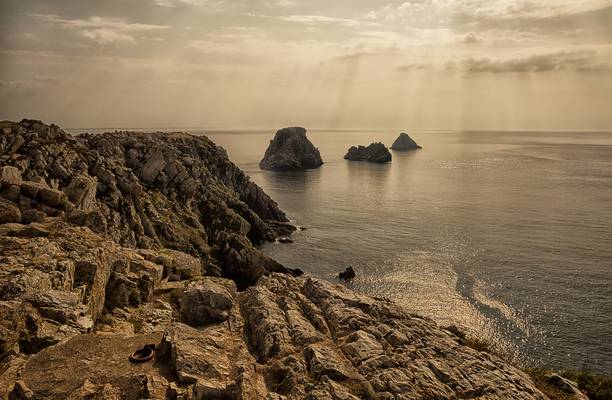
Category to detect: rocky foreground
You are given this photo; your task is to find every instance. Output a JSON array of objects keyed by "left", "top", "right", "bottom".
[{"left": 0, "top": 120, "right": 568, "bottom": 399}]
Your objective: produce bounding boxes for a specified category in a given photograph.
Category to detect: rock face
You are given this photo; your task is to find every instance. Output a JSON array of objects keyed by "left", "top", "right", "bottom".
[
  {"left": 344, "top": 143, "right": 392, "bottom": 163},
  {"left": 259, "top": 127, "right": 323, "bottom": 171},
  {"left": 0, "top": 119, "right": 296, "bottom": 286},
  {"left": 0, "top": 119, "right": 571, "bottom": 400},
  {"left": 390, "top": 132, "right": 422, "bottom": 151}
]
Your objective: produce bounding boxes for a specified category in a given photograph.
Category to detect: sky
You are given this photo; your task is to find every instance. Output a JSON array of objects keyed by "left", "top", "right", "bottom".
[{"left": 0, "top": 0, "right": 611, "bottom": 131}]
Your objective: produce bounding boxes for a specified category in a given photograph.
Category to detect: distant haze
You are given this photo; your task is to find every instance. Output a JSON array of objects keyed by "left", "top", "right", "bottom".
[{"left": 1, "top": 0, "right": 612, "bottom": 131}]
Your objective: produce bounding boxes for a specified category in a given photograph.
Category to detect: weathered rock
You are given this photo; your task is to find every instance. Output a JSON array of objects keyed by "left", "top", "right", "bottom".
[
  {"left": 178, "top": 278, "right": 236, "bottom": 326},
  {"left": 0, "top": 119, "right": 295, "bottom": 283},
  {"left": 63, "top": 173, "right": 97, "bottom": 211},
  {"left": 344, "top": 143, "right": 392, "bottom": 163},
  {"left": 0, "top": 198, "right": 21, "bottom": 223},
  {"left": 259, "top": 127, "right": 323, "bottom": 171},
  {"left": 0, "top": 166, "right": 22, "bottom": 186},
  {"left": 390, "top": 132, "right": 422, "bottom": 151}
]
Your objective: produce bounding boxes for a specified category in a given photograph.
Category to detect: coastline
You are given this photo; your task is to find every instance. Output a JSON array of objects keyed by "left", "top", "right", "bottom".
[{"left": 0, "top": 119, "right": 597, "bottom": 399}]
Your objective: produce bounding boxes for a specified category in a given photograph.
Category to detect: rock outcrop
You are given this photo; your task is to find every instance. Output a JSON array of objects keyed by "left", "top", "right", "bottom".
[
  {"left": 259, "top": 127, "right": 323, "bottom": 171},
  {"left": 0, "top": 119, "right": 296, "bottom": 286},
  {"left": 390, "top": 132, "right": 422, "bottom": 151},
  {"left": 344, "top": 143, "right": 392, "bottom": 164},
  {"left": 0, "top": 119, "right": 576, "bottom": 400}
]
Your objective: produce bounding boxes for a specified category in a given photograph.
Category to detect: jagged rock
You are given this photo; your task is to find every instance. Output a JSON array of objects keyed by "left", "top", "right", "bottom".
[
  {"left": 178, "top": 278, "right": 236, "bottom": 326},
  {"left": 390, "top": 132, "right": 422, "bottom": 151},
  {"left": 0, "top": 119, "right": 295, "bottom": 283},
  {"left": 344, "top": 143, "right": 391, "bottom": 163},
  {"left": 63, "top": 174, "right": 97, "bottom": 211},
  {"left": 259, "top": 127, "right": 323, "bottom": 171}
]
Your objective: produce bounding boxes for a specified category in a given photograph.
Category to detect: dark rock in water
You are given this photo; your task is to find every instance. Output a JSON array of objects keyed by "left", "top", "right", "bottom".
[
  {"left": 344, "top": 143, "right": 391, "bottom": 163},
  {"left": 339, "top": 266, "right": 356, "bottom": 280},
  {"left": 391, "top": 132, "right": 422, "bottom": 151},
  {"left": 259, "top": 127, "right": 323, "bottom": 171},
  {"left": 277, "top": 237, "right": 293, "bottom": 244}
]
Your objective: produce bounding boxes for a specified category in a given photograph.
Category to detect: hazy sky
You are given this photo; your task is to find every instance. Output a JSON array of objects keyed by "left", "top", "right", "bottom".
[{"left": 1, "top": 0, "right": 611, "bottom": 130}]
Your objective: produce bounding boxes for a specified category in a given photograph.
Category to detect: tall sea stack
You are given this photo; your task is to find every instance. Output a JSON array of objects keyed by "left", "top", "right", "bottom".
[{"left": 259, "top": 127, "right": 323, "bottom": 171}]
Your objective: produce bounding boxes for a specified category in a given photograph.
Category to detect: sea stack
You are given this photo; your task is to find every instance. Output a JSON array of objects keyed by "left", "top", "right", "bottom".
[
  {"left": 259, "top": 127, "right": 323, "bottom": 171},
  {"left": 344, "top": 142, "right": 392, "bottom": 163},
  {"left": 390, "top": 132, "right": 422, "bottom": 151}
]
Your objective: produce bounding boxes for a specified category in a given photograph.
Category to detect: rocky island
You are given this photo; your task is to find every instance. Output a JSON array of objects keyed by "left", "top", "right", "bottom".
[
  {"left": 344, "top": 143, "right": 392, "bottom": 164},
  {"left": 390, "top": 133, "right": 422, "bottom": 151},
  {"left": 0, "top": 120, "right": 581, "bottom": 399},
  {"left": 259, "top": 127, "right": 323, "bottom": 172}
]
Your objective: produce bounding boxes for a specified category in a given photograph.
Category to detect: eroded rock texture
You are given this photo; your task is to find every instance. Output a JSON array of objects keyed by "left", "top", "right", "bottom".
[{"left": 0, "top": 119, "right": 295, "bottom": 286}]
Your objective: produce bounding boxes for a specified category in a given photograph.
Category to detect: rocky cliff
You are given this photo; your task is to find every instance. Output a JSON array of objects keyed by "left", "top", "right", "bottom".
[
  {"left": 0, "top": 120, "right": 568, "bottom": 399},
  {"left": 259, "top": 127, "right": 323, "bottom": 171},
  {"left": 344, "top": 143, "right": 392, "bottom": 164},
  {"left": 390, "top": 133, "right": 422, "bottom": 151}
]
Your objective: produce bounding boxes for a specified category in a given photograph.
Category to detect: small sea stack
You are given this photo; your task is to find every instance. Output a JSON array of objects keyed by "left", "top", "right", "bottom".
[
  {"left": 259, "top": 127, "right": 323, "bottom": 171},
  {"left": 344, "top": 142, "right": 392, "bottom": 163},
  {"left": 339, "top": 266, "right": 356, "bottom": 280},
  {"left": 390, "top": 132, "right": 422, "bottom": 151}
]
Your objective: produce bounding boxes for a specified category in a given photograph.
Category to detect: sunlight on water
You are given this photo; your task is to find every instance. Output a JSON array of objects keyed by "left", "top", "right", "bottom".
[{"left": 205, "top": 129, "right": 612, "bottom": 372}]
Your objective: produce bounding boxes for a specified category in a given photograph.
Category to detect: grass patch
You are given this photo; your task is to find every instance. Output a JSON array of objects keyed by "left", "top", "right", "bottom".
[{"left": 526, "top": 368, "right": 612, "bottom": 400}]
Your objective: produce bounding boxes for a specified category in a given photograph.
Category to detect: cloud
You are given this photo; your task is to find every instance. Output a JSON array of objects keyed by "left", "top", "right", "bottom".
[
  {"left": 462, "top": 50, "right": 610, "bottom": 73},
  {"left": 0, "top": 77, "right": 60, "bottom": 98},
  {"left": 30, "top": 14, "right": 168, "bottom": 44},
  {"left": 280, "top": 15, "right": 364, "bottom": 27},
  {"left": 152, "top": 0, "right": 208, "bottom": 7}
]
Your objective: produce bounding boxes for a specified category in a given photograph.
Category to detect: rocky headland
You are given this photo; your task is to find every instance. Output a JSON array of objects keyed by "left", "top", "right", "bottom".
[
  {"left": 259, "top": 127, "right": 323, "bottom": 172},
  {"left": 344, "top": 143, "right": 392, "bottom": 164},
  {"left": 390, "top": 133, "right": 422, "bottom": 151},
  {"left": 0, "top": 120, "right": 581, "bottom": 399}
]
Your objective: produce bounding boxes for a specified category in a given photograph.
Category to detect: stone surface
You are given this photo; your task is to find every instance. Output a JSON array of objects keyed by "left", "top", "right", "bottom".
[
  {"left": 344, "top": 143, "right": 392, "bottom": 163},
  {"left": 259, "top": 127, "right": 323, "bottom": 171},
  {"left": 178, "top": 278, "right": 236, "bottom": 326},
  {"left": 0, "top": 198, "right": 21, "bottom": 224},
  {"left": 390, "top": 132, "right": 422, "bottom": 151}
]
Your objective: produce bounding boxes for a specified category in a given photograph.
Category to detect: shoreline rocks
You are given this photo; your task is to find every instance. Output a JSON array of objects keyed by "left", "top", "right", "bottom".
[
  {"left": 344, "top": 143, "right": 392, "bottom": 163},
  {"left": 259, "top": 127, "right": 323, "bottom": 171},
  {"left": 391, "top": 132, "right": 422, "bottom": 151}
]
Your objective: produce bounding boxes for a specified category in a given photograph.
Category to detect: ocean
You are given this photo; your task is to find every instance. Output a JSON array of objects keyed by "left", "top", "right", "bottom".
[
  {"left": 209, "top": 128, "right": 612, "bottom": 373},
  {"left": 71, "top": 127, "right": 612, "bottom": 373}
]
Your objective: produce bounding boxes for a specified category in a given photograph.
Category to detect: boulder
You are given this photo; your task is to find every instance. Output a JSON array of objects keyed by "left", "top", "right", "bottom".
[
  {"left": 344, "top": 143, "right": 391, "bottom": 163},
  {"left": 259, "top": 127, "right": 323, "bottom": 171},
  {"left": 0, "top": 198, "right": 21, "bottom": 224},
  {"left": 390, "top": 132, "right": 422, "bottom": 151},
  {"left": 178, "top": 278, "right": 236, "bottom": 326},
  {"left": 0, "top": 166, "right": 22, "bottom": 187}
]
